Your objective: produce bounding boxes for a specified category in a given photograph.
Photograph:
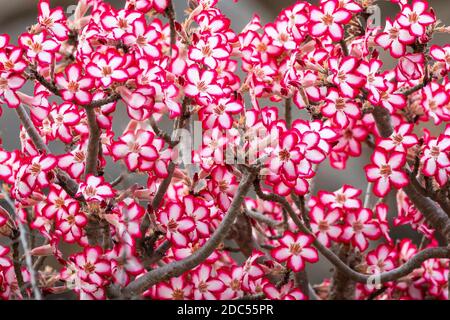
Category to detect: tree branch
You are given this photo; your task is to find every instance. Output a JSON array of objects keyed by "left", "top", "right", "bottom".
[
  {"left": 84, "top": 107, "right": 101, "bottom": 177},
  {"left": 121, "top": 171, "right": 257, "bottom": 298}
]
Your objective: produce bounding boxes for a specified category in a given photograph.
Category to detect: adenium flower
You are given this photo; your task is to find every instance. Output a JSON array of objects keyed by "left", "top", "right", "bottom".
[
  {"left": 365, "top": 148, "right": 409, "bottom": 197},
  {"left": 271, "top": 231, "right": 319, "bottom": 272},
  {"left": 341, "top": 208, "right": 381, "bottom": 251},
  {"left": 309, "top": 0, "right": 352, "bottom": 41},
  {"left": 77, "top": 175, "right": 115, "bottom": 202}
]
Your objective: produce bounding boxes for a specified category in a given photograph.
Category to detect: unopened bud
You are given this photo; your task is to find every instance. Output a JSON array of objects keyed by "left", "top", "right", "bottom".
[{"left": 30, "top": 244, "right": 53, "bottom": 256}]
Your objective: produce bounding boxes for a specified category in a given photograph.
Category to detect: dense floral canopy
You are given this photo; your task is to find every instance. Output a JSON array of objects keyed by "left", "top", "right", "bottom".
[{"left": 0, "top": 0, "right": 449, "bottom": 300}]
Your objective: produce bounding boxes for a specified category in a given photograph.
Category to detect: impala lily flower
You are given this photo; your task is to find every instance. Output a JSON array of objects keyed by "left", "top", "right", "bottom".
[
  {"left": 191, "top": 264, "right": 225, "bottom": 300},
  {"left": 111, "top": 129, "right": 158, "bottom": 171},
  {"left": 0, "top": 72, "right": 25, "bottom": 108},
  {"left": 15, "top": 154, "right": 57, "bottom": 198},
  {"left": 0, "top": 34, "right": 9, "bottom": 49},
  {"left": 151, "top": 0, "right": 169, "bottom": 12},
  {"left": 341, "top": 208, "right": 381, "bottom": 251},
  {"left": 421, "top": 135, "right": 450, "bottom": 178},
  {"left": 366, "top": 244, "right": 397, "bottom": 273},
  {"left": 153, "top": 275, "right": 193, "bottom": 300},
  {"left": 107, "top": 244, "right": 143, "bottom": 287},
  {"left": 397, "top": 0, "right": 435, "bottom": 37},
  {"left": 309, "top": 205, "right": 342, "bottom": 247},
  {"left": 86, "top": 52, "right": 128, "bottom": 87},
  {"left": 189, "top": 35, "right": 230, "bottom": 69},
  {"left": 321, "top": 88, "right": 361, "bottom": 128},
  {"left": 108, "top": 198, "right": 146, "bottom": 245},
  {"left": 18, "top": 32, "right": 59, "bottom": 64},
  {"left": 0, "top": 245, "right": 12, "bottom": 269},
  {"left": 77, "top": 175, "right": 115, "bottom": 202},
  {"left": 37, "top": 0, "right": 69, "bottom": 40},
  {"left": 375, "top": 18, "right": 415, "bottom": 58},
  {"left": 421, "top": 83, "right": 450, "bottom": 124},
  {"left": 0, "top": 47, "right": 27, "bottom": 74},
  {"left": 71, "top": 247, "right": 111, "bottom": 286},
  {"left": 58, "top": 145, "right": 87, "bottom": 179},
  {"left": 199, "top": 97, "right": 243, "bottom": 130},
  {"left": 318, "top": 185, "right": 362, "bottom": 210},
  {"left": 101, "top": 9, "right": 142, "bottom": 39},
  {"left": 269, "top": 132, "right": 303, "bottom": 182},
  {"left": 180, "top": 195, "right": 211, "bottom": 240},
  {"left": 329, "top": 56, "right": 365, "bottom": 98},
  {"left": 422, "top": 259, "right": 447, "bottom": 286},
  {"left": 49, "top": 103, "right": 80, "bottom": 143},
  {"left": 365, "top": 148, "right": 409, "bottom": 197},
  {"left": 265, "top": 20, "right": 296, "bottom": 50},
  {"left": 430, "top": 44, "right": 450, "bottom": 71},
  {"left": 41, "top": 185, "right": 76, "bottom": 219},
  {"left": 376, "top": 82, "right": 406, "bottom": 113},
  {"left": 375, "top": 203, "right": 393, "bottom": 245},
  {"left": 1, "top": 0, "right": 449, "bottom": 302},
  {"left": 157, "top": 202, "right": 195, "bottom": 247},
  {"left": 241, "top": 251, "right": 266, "bottom": 291},
  {"left": 217, "top": 266, "right": 244, "bottom": 299},
  {"left": 271, "top": 231, "right": 319, "bottom": 272},
  {"left": 56, "top": 202, "right": 87, "bottom": 244},
  {"left": 377, "top": 123, "right": 418, "bottom": 153},
  {"left": 55, "top": 64, "right": 94, "bottom": 105},
  {"left": 309, "top": 0, "right": 352, "bottom": 41},
  {"left": 263, "top": 281, "right": 306, "bottom": 300},
  {"left": 123, "top": 18, "right": 161, "bottom": 59},
  {"left": 184, "top": 66, "right": 223, "bottom": 103},
  {"left": 357, "top": 59, "right": 387, "bottom": 103},
  {"left": 209, "top": 166, "right": 238, "bottom": 211},
  {"left": 200, "top": 127, "right": 228, "bottom": 164}
]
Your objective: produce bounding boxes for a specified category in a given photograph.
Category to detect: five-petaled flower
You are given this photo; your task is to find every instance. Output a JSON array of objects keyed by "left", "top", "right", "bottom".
[
  {"left": 271, "top": 231, "right": 319, "bottom": 272},
  {"left": 77, "top": 175, "right": 115, "bottom": 202},
  {"left": 365, "top": 148, "right": 409, "bottom": 197}
]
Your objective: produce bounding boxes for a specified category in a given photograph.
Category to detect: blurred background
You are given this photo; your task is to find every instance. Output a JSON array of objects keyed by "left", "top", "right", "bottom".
[{"left": 0, "top": 0, "right": 448, "bottom": 286}]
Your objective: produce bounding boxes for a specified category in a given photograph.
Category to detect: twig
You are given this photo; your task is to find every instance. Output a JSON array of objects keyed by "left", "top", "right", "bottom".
[
  {"left": 17, "top": 220, "right": 42, "bottom": 300},
  {"left": 165, "top": 0, "right": 176, "bottom": 61},
  {"left": 363, "top": 182, "right": 372, "bottom": 208},
  {"left": 12, "top": 238, "right": 26, "bottom": 297},
  {"left": 145, "top": 240, "right": 171, "bottom": 265},
  {"left": 245, "top": 209, "right": 282, "bottom": 228},
  {"left": 285, "top": 98, "right": 292, "bottom": 128},
  {"left": 149, "top": 116, "right": 174, "bottom": 147}
]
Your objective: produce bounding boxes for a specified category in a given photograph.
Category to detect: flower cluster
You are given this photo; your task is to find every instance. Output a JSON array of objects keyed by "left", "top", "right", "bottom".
[{"left": 0, "top": 0, "right": 448, "bottom": 301}]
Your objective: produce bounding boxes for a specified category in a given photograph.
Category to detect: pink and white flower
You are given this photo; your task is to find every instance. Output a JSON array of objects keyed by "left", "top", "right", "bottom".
[
  {"left": 309, "top": 0, "right": 352, "bottom": 41},
  {"left": 341, "top": 208, "right": 381, "bottom": 251},
  {"left": 77, "top": 175, "right": 115, "bottom": 202},
  {"left": 271, "top": 231, "right": 318, "bottom": 272},
  {"left": 309, "top": 205, "right": 342, "bottom": 247},
  {"left": 365, "top": 148, "right": 409, "bottom": 197},
  {"left": 397, "top": 0, "right": 435, "bottom": 37},
  {"left": 55, "top": 64, "right": 94, "bottom": 105}
]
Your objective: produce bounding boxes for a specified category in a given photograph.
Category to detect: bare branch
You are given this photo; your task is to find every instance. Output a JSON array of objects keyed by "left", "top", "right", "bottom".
[
  {"left": 245, "top": 209, "right": 282, "bottom": 228},
  {"left": 84, "top": 107, "right": 101, "bottom": 177}
]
